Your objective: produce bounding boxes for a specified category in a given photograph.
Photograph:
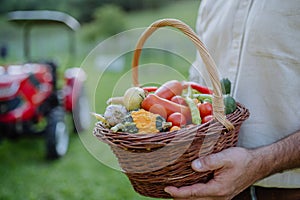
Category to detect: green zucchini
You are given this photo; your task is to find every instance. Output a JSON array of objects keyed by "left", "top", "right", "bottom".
[
  {"left": 220, "top": 78, "right": 231, "bottom": 95},
  {"left": 223, "top": 94, "right": 237, "bottom": 114}
]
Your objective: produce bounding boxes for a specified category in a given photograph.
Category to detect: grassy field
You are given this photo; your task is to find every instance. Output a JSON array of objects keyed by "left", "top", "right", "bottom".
[{"left": 0, "top": 1, "right": 200, "bottom": 199}]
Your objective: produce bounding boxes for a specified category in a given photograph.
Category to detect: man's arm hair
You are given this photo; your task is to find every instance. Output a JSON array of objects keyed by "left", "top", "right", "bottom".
[{"left": 250, "top": 130, "right": 300, "bottom": 181}]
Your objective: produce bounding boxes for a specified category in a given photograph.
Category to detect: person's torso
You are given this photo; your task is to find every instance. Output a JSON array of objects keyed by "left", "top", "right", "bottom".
[{"left": 190, "top": 0, "right": 300, "bottom": 188}]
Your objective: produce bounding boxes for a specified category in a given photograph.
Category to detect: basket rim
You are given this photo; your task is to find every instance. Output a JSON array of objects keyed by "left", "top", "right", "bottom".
[{"left": 93, "top": 102, "right": 249, "bottom": 151}]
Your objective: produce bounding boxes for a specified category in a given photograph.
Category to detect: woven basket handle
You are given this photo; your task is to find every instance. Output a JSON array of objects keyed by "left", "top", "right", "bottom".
[{"left": 132, "top": 18, "right": 234, "bottom": 130}]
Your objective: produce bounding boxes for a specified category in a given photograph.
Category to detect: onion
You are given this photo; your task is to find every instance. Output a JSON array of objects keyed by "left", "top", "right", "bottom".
[{"left": 123, "top": 87, "right": 146, "bottom": 111}]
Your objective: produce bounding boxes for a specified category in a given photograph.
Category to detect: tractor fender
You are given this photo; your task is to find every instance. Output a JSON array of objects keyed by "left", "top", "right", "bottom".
[{"left": 63, "top": 68, "right": 86, "bottom": 112}]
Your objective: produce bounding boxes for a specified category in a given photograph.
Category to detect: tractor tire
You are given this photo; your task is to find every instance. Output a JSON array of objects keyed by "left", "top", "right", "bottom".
[
  {"left": 45, "top": 106, "right": 69, "bottom": 159},
  {"left": 73, "top": 87, "right": 91, "bottom": 133}
]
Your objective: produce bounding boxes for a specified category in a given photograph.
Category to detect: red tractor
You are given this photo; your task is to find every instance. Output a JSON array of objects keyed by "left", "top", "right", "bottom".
[{"left": 0, "top": 11, "right": 90, "bottom": 159}]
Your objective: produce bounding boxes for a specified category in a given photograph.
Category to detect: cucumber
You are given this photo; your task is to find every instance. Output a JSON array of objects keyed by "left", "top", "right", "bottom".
[
  {"left": 220, "top": 78, "right": 231, "bottom": 95},
  {"left": 223, "top": 95, "right": 237, "bottom": 114}
]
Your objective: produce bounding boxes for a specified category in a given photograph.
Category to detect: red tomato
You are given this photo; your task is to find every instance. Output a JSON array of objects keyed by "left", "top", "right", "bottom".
[
  {"left": 148, "top": 104, "right": 168, "bottom": 119},
  {"left": 202, "top": 115, "right": 213, "bottom": 124},
  {"left": 197, "top": 102, "right": 213, "bottom": 118},
  {"left": 167, "top": 112, "right": 187, "bottom": 127},
  {"left": 171, "top": 95, "right": 188, "bottom": 106}
]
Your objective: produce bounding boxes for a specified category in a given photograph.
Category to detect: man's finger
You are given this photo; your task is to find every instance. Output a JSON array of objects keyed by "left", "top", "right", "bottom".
[
  {"left": 165, "top": 182, "right": 220, "bottom": 198},
  {"left": 192, "top": 152, "right": 231, "bottom": 172}
]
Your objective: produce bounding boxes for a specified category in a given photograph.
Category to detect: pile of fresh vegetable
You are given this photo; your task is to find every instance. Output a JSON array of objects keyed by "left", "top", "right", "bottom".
[{"left": 92, "top": 78, "right": 237, "bottom": 134}]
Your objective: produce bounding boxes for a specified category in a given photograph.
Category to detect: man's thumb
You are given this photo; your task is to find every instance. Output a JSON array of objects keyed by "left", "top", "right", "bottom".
[{"left": 191, "top": 153, "right": 225, "bottom": 172}]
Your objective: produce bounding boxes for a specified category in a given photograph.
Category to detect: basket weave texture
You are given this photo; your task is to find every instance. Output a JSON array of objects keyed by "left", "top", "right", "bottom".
[{"left": 93, "top": 19, "right": 250, "bottom": 198}]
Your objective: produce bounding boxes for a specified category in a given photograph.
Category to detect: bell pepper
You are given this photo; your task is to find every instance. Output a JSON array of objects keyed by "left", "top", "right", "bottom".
[{"left": 182, "top": 81, "right": 213, "bottom": 94}]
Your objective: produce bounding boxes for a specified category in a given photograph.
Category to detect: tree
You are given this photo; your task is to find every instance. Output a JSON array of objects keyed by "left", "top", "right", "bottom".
[{"left": 83, "top": 4, "right": 127, "bottom": 41}]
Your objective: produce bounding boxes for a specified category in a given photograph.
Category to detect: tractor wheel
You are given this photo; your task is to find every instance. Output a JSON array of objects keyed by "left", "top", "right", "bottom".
[
  {"left": 45, "top": 106, "right": 69, "bottom": 159},
  {"left": 73, "top": 87, "right": 91, "bottom": 133}
]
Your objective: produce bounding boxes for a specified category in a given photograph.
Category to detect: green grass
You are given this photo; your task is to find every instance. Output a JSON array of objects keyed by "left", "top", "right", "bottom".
[
  {"left": 0, "top": 135, "right": 154, "bottom": 200},
  {"left": 0, "top": 1, "right": 200, "bottom": 199},
  {"left": 126, "top": 0, "right": 199, "bottom": 29}
]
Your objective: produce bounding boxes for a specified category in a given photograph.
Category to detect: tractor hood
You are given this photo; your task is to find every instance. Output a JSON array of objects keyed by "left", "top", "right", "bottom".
[
  {"left": 0, "top": 65, "right": 27, "bottom": 99},
  {"left": 0, "top": 64, "right": 52, "bottom": 99}
]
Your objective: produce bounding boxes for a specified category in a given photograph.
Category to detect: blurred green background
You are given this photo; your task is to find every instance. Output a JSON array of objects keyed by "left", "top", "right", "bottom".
[{"left": 0, "top": 0, "right": 200, "bottom": 199}]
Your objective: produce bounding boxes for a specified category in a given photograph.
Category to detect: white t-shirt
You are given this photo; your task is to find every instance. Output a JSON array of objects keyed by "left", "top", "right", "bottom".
[{"left": 190, "top": 0, "right": 300, "bottom": 188}]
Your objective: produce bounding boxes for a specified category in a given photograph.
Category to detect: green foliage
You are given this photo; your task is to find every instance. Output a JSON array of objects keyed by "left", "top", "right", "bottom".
[
  {"left": 83, "top": 4, "right": 127, "bottom": 42},
  {"left": 0, "top": 0, "right": 179, "bottom": 23},
  {"left": 0, "top": 17, "right": 19, "bottom": 38}
]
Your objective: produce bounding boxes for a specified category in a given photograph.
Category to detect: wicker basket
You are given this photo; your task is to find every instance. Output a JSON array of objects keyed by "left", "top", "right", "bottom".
[{"left": 93, "top": 19, "right": 250, "bottom": 198}]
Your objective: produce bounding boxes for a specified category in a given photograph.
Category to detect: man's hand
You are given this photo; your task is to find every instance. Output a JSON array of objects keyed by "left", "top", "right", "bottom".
[
  {"left": 164, "top": 147, "right": 261, "bottom": 200},
  {"left": 164, "top": 131, "right": 300, "bottom": 199}
]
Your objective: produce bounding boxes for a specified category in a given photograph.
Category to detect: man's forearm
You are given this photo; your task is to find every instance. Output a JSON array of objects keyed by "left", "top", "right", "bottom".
[{"left": 250, "top": 130, "right": 300, "bottom": 181}]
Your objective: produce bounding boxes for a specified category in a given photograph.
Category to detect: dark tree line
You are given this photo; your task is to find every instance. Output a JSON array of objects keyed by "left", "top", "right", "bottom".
[{"left": 0, "top": 0, "right": 178, "bottom": 23}]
